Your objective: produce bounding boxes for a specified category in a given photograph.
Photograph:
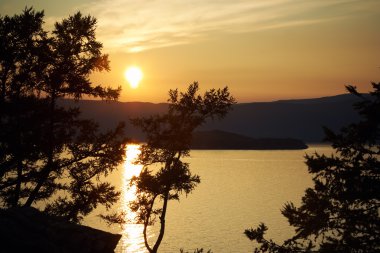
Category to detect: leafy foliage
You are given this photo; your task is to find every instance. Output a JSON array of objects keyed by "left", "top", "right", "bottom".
[
  {"left": 245, "top": 83, "right": 380, "bottom": 252},
  {"left": 0, "top": 8, "right": 125, "bottom": 222},
  {"left": 180, "top": 248, "right": 213, "bottom": 253},
  {"left": 130, "top": 82, "right": 235, "bottom": 253}
]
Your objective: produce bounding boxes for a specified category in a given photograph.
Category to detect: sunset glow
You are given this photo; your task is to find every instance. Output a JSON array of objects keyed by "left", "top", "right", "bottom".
[
  {"left": 122, "top": 144, "right": 143, "bottom": 214},
  {"left": 3, "top": 2, "right": 379, "bottom": 252},
  {"left": 3, "top": 1, "right": 378, "bottom": 103},
  {"left": 120, "top": 144, "right": 145, "bottom": 252},
  {"left": 125, "top": 67, "right": 143, "bottom": 89}
]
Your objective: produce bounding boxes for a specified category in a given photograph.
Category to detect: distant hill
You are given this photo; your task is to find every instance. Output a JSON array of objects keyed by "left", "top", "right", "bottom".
[
  {"left": 59, "top": 93, "right": 361, "bottom": 143},
  {"left": 199, "top": 93, "right": 361, "bottom": 142},
  {"left": 274, "top": 93, "right": 365, "bottom": 104},
  {"left": 58, "top": 99, "right": 168, "bottom": 140},
  {"left": 191, "top": 130, "right": 308, "bottom": 150}
]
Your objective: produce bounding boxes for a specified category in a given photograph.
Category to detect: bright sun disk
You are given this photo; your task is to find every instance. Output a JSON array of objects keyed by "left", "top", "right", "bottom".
[{"left": 125, "top": 67, "right": 143, "bottom": 89}]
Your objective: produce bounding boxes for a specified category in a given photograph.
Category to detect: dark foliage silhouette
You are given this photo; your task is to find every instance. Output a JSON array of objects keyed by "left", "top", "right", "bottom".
[
  {"left": 0, "top": 8, "right": 126, "bottom": 222},
  {"left": 180, "top": 248, "right": 213, "bottom": 253},
  {"left": 245, "top": 83, "right": 380, "bottom": 252},
  {"left": 129, "top": 82, "right": 235, "bottom": 253}
]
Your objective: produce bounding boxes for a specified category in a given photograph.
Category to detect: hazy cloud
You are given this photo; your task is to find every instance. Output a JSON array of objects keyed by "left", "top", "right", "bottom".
[{"left": 78, "top": 0, "right": 378, "bottom": 53}]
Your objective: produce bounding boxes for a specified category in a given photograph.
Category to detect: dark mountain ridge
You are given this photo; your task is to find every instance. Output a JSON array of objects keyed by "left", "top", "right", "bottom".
[
  {"left": 273, "top": 93, "right": 366, "bottom": 104},
  {"left": 59, "top": 93, "right": 361, "bottom": 143}
]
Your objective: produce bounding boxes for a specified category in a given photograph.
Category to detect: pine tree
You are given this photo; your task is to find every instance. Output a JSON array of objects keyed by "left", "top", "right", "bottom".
[
  {"left": 245, "top": 83, "right": 380, "bottom": 252},
  {"left": 0, "top": 8, "right": 126, "bottom": 222},
  {"left": 130, "top": 82, "right": 235, "bottom": 253}
]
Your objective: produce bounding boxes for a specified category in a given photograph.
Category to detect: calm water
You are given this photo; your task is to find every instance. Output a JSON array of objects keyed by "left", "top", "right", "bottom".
[{"left": 84, "top": 145, "right": 333, "bottom": 253}]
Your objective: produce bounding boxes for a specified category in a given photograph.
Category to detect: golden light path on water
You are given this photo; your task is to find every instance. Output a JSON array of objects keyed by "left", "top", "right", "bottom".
[{"left": 119, "top": 144, "right": 146, "bottom": 253}]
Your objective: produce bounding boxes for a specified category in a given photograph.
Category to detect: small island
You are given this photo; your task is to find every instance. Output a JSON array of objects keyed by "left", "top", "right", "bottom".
[{"left": 191, "top": 130, "right": 308, "bottom": 150}]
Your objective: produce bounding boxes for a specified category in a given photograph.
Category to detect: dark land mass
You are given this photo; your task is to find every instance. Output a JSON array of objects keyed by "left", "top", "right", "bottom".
[
  {"left": 201, "top": 93, "right": 362, "bottom": 143},
  {"left": 191, "top": 130, "right": 308, "bottom": 149},
  {"left": 59, "top": 93, "right": 361, "bottom": 144},
  {"left": 0, "top": 207, "right": 121, "bottom": 253}
]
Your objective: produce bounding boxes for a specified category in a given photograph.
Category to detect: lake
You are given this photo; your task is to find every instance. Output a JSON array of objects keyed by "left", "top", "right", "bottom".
[{"left": 84, "top": 144, "right": 333, "bottom": 253}]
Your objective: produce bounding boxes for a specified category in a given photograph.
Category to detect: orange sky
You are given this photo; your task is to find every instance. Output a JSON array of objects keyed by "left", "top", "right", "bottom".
[{"left": 2, "top": 0, "right": 380, "bottom": 103}]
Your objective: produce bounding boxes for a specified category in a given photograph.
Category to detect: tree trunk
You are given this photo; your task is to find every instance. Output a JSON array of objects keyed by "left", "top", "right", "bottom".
[
  {"left": 13, "top": 96, "right": 23, "bottom": 207},
  {"left": 143, "top": 195, "right": 157, "bottom": 253},
  {"left": 152, "top": 190, "right": 169, "bottom": 253},
  {"left": 0, "top": 67, "right": 8, "bottom": 102},
  {"left": 24, "top": 92, "right": 56, "bottom": 207},
  {"left": 13, "top": 159, "right": 22, "bottom": 207}
]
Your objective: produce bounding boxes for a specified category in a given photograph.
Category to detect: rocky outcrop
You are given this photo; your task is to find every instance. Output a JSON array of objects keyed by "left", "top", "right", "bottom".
[{"left": 0, "top": 207, "right": 121, "bottom": 253}]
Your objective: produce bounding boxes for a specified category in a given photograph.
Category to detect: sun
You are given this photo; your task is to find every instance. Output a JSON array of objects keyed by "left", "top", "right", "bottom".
[{"left": 124, "top": 66, "right": 143, "bottom": 89}]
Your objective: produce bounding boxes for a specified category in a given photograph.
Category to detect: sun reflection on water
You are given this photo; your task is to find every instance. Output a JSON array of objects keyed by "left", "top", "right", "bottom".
[{"left": 119, "top": 144, "right": 146, "bottom": 253}]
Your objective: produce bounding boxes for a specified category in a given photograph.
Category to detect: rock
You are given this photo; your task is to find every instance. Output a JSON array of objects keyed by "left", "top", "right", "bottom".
[{"left": 0, "top": 207, "right": 121, "bottom": 253}]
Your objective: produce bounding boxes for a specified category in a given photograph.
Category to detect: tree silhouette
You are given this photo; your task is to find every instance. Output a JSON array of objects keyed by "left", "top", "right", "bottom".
[
  {"left": 129, "top": 82, "right": 235, "bottom": 253},
  {"left": 180, "top": 249, "right": 213, "bottom": 253},
  {"left": 245, "top": 83, "right": 380, "bottom": 252},
  {"left": 0, "top": 8, "right": 126, "bottom": 222}
]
